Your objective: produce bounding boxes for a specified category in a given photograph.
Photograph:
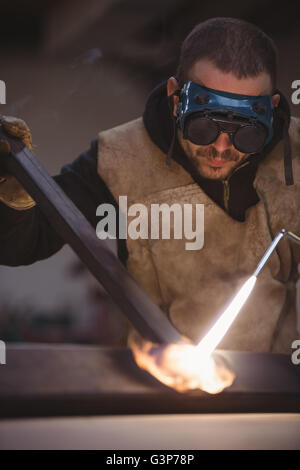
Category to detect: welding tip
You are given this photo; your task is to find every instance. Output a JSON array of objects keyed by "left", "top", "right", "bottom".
[{"left": 253, "top": 229, "right": 300, "bottom": 277}]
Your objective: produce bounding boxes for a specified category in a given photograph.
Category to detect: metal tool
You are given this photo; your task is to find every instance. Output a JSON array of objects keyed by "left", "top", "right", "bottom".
[
  {"left": 253, "top": 229, "right": 300, "bottom": 277},
  {"left": 0, "top": 128, "right": 183, "bottom": 345}
]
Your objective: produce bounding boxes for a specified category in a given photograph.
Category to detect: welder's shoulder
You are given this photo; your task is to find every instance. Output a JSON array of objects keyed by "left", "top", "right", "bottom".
[
  {"left": 96, "top": 117, "right": 157, "bottom": 178},
  {"left": 97, "top": 117, "right": 159, "bottom": 163},
  {"left": 96, "top": 117, "right": 194, "bottom": 202},
  {"left": 98, "top": 117, "right": 144, "bottom": 142}
]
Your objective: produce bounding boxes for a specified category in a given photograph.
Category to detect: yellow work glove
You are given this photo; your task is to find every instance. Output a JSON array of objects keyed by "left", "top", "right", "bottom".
[{"left": 0, "top": 115, "right": 36, "bottom": 210}]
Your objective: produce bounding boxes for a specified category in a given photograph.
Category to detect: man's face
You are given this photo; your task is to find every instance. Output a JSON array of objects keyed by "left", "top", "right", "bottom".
[{"left": 167, "top": 59, "right": 280, "bottom": 180}]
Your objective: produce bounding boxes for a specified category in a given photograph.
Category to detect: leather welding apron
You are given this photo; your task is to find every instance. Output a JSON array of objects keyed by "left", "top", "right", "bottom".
[{"left": 97, "top": 117, "right": 300, "bottom": 353}]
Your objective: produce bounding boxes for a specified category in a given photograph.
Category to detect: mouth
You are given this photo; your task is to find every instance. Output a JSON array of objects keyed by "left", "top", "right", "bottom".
[{"left": 206, "top": 158, "right": 230, "bottom": 168}]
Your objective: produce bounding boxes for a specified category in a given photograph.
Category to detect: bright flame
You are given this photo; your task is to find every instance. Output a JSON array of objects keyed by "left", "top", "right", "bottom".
[
  {"left": 131, "top": 275, "right": 257, "bottom": 394},
  {"left": 130, "top": 338, "right": 235, "bottom": 394},
  {"left": 196, "top": 275, "right": 257, "bottom": 359}
]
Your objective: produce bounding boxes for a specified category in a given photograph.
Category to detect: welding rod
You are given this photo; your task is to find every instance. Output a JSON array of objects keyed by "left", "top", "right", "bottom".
[
  {"left": 253, "top": 229, "right": 300, "bottom": 277},
  {"left": 0, "top": 128, "right": 184, "bottom": 345}
]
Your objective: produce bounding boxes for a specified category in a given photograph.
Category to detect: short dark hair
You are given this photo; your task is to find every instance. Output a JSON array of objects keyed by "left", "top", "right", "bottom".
[{"left": 176, "top": 17, "right": 277, "bottom": 92}]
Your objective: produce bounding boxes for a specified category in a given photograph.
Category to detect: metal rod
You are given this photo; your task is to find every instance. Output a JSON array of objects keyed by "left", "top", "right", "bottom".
[
  {"left": 0, "top": 129, "right": 184, "bottom": 345},
  {"left": 286, "top": 230, "right": 300, "bottom": 245},
  {"left": 253, "top": 229, "right": 300, "bottom": 277}
]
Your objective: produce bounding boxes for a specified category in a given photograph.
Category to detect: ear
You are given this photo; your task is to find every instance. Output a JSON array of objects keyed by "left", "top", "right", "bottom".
[
  {"left": 271, "top": 93, "right": 280, "bottom": 108},
  {"left": 167, "top": 76, "right": 180, "bottom": 117}
]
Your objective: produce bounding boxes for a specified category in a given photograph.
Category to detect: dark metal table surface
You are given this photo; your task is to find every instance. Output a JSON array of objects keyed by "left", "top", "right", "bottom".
[{"left": 0, "top": 344, "right": 299, "bottom": 418}]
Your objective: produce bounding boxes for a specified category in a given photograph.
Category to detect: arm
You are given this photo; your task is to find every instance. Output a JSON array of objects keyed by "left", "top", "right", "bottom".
[{"left": 0, "top": 139, "right": 119, "bottom": 266}]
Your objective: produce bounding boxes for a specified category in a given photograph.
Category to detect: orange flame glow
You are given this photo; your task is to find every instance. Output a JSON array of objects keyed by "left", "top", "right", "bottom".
[
  {"left": 130, "top": 335, "right": 235, "bottom": 394},
  {"left": 130, "top": 276, "right": 257, "bottom": 394}
]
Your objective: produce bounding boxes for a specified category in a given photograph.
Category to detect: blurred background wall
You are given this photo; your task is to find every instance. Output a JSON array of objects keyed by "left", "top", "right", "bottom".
[{"left": 0, "top": 0, "right": 299, "bottom": 344}]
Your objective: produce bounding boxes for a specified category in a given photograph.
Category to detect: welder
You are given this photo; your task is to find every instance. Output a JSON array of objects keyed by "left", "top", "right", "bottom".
[{"left": 0, "top": 17, "right": 299, "bottom": 353}]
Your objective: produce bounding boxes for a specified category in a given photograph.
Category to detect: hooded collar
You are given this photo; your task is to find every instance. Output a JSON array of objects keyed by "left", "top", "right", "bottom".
[{"left": 143, "top": 80, "right": 291, "bottom": 221}]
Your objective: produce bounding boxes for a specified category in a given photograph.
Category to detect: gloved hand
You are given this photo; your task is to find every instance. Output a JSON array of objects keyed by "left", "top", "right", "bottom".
[{"left": 0, "top": 115, "right": 36, "bottom": 210}]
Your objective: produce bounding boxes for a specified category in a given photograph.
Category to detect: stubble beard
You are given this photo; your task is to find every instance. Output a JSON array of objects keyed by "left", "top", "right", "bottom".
[{"left": 179, "top": 134, "right": 248, "bottom": 181}]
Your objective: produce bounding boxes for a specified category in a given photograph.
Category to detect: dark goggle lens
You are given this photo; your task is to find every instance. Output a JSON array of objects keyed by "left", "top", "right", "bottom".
[
  {"left": 184, "top": 115, "right": 268, "bottom": 153},
  {"left": 233, "top": 125, "right": 267, "bottom": 153},
  {"left": 185, "top": 117, "right": 219, "bottom": 145}
]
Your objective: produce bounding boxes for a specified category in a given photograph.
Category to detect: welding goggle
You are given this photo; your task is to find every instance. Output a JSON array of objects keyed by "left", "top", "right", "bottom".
[{"left": 176, "top": 81, "right": 274, "bottom": 154}]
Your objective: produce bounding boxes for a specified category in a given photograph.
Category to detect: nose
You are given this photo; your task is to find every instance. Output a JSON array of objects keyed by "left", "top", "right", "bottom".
[{"left": 212, "top": 132, "right": 232, "bottom": 153}]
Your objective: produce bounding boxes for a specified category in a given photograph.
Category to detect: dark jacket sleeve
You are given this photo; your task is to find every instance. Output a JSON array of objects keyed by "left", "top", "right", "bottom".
[{"left": 0, "top": 139, "right": 119, "bottom": 266}]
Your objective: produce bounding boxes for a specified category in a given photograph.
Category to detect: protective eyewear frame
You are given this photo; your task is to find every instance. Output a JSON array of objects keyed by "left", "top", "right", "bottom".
[{"left": 183, "top": 111, "right": 269, "bottom": 154}]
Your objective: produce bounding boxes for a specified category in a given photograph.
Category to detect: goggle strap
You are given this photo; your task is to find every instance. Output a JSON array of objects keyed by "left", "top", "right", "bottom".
[
  {"left": 283, "top": 117, "right": 294, "bottom": 185},
  {"left": 167, "top": 90, "right": 180, "bottom": 112},
  {"left": 166, "top": 115, "right": 177, "bottom": 166},
  {"left": 166, "top": 90, "right": 180, "bottom": 166}
]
